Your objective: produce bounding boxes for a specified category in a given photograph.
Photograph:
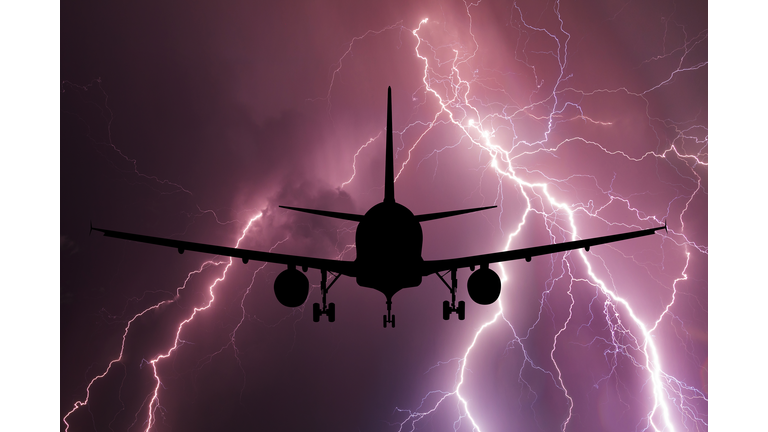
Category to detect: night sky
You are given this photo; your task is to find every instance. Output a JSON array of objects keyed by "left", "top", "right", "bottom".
[{"left": 56, "top": 1, "right": 709, "bottom": 431}]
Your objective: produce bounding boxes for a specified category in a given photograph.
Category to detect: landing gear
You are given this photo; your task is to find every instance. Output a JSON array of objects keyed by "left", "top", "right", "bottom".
[
  {"left": 383, "top": 298, "right": 395, "bottom": 328},
  {"left": 457, "top": 300, "right": 465, "bottom": 320},
  {"left": 312, "top": 269, "right": 339, "bottom": 323},
  {"left": 437, "top": 268, "right": 465, "bottom": 321},
  {"left": 442, "top": 299, "right": 465, "bottom": 320},
  {"left": 312, "top": 302, "right": 336, "bottom": 322}
]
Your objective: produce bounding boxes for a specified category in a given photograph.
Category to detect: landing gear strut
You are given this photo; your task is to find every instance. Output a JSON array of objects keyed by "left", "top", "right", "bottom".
[
  {"left": 383, "top": 298, "right": 395, "bottom": 328},
  {"left": 312, "top": 269, "right": 339, "bottom": 323},
  {"left": 437, "top": 268, "right": 465, "bottom": 320}
]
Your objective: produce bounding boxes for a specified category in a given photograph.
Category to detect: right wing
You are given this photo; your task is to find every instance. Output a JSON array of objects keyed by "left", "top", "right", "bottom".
[
  {"left": 91, "top": 225, "right": 358, "bottom": 277},
  {"left": 421, "top": 223, "right": 666, "bottom": 276}
]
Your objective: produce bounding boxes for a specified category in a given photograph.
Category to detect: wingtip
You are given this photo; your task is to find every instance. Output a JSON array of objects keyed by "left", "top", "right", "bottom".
[
  {"left": 90, "top": 221, "right": 106, "bottom": 236},
  {"left": 656, "top": 219, "right": 667, "bottom": 234}
]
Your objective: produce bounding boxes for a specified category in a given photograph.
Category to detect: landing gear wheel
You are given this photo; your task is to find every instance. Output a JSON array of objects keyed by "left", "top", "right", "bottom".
[
  {"left": 312, "top": 303, "right": 321, "bottom": 322},
  {"left": 382, "top": 313, "right": 395, "bottom": 328},
  {"left": 457, "top": 301, "right": 465, "bottom": 320},
  {"left": 442, "top": 300, "right": 451, "bottom": 320},
  {"left": 327, "top": 302, "right": 336, "bottom": 322}
]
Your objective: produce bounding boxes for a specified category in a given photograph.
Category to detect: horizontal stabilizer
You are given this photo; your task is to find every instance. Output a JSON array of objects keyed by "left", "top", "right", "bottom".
[
  {"left": 279, "top": 206, "right": 364, "bottom": 222},
  {"left": 415, "top": 206, "right": 496, "bottom": 222}
]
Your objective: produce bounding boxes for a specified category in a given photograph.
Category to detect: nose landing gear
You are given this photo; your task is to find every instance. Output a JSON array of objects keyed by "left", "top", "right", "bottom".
[{"left": 383, "top": 298, "right": 395, "bottom": 328}]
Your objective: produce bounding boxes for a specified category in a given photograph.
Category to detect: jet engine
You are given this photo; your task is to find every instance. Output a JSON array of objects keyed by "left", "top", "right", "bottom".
[
  {"left": 274, "top": 268, "right": 309, "bottom": 307},
  {"left": 467, "top": 267, "right": 501, "bottom": 305}
]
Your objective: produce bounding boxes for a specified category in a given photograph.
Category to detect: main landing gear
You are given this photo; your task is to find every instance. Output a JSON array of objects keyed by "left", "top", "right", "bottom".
[
  {"left": 437, "top": 268, "right": 465, "bottom": 321},
  {"left": 383, "top": 298, "right": 395, "bottom": 328},
  {"left": 313, "top": 269, "right": 340, "bottom": 323}
]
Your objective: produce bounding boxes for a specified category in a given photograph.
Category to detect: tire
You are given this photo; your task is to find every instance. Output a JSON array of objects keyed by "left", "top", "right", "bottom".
[
  {"left": 443, "top": 300, "right": 451, "bottom": 320},
  {"left": 391, "top": 314, "right": 395, "bottom": 328},
  {"left": 312, "top": 303, "right": 321, "bottom": 322},
  {"left": 457, "top": 301, "right": 465, "bottom": 320},
  {"left": 383, "top": 315, "right": 388, "bottom": 328},
  {"left": 327, "top": 303, "right": 336, "bottom": 323}
]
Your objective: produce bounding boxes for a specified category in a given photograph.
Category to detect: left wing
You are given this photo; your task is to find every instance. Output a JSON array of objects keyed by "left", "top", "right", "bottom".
[
  {"left": 421, "top": 223, "right": 666, "bottom": 276},
  {"left": 91, "top": 225, "right": 358, "bottom": 277}
]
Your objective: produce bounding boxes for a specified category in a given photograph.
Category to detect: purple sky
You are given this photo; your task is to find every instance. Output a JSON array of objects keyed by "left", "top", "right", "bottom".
[{"left": 59, "top": 1, "right": 707, "bottom": 431}]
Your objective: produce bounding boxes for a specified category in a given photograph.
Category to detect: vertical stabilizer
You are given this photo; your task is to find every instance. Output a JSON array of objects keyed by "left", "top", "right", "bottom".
[{"left": 385, "top": 87, "right": 395, "bottom": 203}]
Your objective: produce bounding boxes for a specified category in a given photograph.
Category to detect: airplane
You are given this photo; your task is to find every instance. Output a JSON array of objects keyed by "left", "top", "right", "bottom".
[{"left": 91, "top": 87, "right": 666, "bottom": 328}]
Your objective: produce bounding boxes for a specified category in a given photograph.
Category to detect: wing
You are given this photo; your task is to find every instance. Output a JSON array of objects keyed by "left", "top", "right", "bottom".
[
  {"left": 420, "top": 223, "right": 666, "bottom": 276},
  {"left": 91, "top": 225, "right": 357, "bottom": 277}
]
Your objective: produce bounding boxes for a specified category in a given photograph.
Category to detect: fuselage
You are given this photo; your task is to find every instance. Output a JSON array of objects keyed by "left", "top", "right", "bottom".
[{"left": 354, "top": 201, "right": 423, "bottom": 297}]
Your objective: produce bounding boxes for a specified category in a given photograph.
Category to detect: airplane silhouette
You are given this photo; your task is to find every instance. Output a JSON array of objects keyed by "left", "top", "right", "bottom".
[{"left": 91, "top": 87, "right": 666, "bottom": 328}]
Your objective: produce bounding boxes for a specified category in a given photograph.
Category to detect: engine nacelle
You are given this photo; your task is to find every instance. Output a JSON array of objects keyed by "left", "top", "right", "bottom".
[
  {"left": 467, "top": 267, "right": 501, "bottom": 305},
  {"left": 274, "top": 268, "right": 309, "bottom": 307}
]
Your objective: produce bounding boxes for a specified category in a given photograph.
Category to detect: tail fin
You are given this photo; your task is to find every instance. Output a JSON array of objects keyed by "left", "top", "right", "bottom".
[{"left": 385, "top": 87, "right": 395, "bottom": 203}]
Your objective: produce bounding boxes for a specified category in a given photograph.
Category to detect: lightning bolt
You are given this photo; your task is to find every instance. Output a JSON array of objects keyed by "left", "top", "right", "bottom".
[
  {"left": 61, "top": 82, "right": 297, "bottom": 431},
  {"left": 62, "top": 210, "right": 273, "bottom": 431},
  {"left": 332, "top": 1, "right": 706, "bottom": 430},
  {"left": 141, "top": 213, "right": 263, "bottom": 431}
]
